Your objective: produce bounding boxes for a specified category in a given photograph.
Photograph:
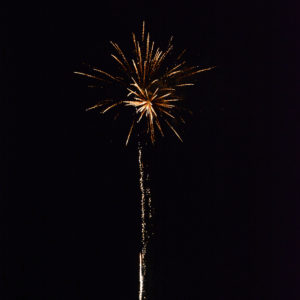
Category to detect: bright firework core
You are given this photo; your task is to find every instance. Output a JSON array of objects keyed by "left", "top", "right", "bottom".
[{"left": 75, "top": 21, "right": 215, "bottom": 145}]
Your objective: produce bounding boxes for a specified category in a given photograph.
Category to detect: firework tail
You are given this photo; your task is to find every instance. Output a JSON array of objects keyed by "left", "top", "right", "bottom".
[{"left": 138, "top": 142, "right": 153, "bottom": 300}]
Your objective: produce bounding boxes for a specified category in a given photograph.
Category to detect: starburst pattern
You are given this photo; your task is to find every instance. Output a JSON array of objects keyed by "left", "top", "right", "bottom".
[{"left": 75, "top": 21, "right": 214, "bottom": 145}]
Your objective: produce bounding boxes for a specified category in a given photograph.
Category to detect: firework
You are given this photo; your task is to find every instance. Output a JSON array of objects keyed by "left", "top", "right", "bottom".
[
  {"left": 74, "top": 21, "right": 215, "bottom": 145},
  {"left": 75, "top": 22, "right": 214, "bottom": 300}
]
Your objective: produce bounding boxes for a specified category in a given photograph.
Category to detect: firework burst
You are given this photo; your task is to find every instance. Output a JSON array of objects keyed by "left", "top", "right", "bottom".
[{"left": 74, "top": 21, "right": 215, "bottom": 145}]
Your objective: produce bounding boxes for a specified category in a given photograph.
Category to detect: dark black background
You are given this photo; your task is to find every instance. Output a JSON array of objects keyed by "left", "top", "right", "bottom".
[{"left": 1, "top": 1, "right": 280, "bottom": 299}]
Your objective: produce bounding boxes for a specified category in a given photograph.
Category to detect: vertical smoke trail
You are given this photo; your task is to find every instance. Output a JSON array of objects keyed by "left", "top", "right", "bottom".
[{"left": 138, "top": 142, "right": 153, "bottom": 300}]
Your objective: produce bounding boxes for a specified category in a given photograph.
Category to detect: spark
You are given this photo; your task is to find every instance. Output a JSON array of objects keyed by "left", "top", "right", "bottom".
[
  {"left": 75, "top": 22, "right": 215, "bottom": 145},
  {"left": 74, "top": 71, "right": 106, "bottom": 82},
  {"left": 85, "top": 103, "right": 105, "bottom": 111}
]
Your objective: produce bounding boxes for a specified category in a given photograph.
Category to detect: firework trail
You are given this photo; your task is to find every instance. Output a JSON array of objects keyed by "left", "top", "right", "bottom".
[
  {"left": 139, "top": 253, "right": 144, "bottom": 300},
  {"left": 138, "top": 142, "right": 153, "bottom": 300}
]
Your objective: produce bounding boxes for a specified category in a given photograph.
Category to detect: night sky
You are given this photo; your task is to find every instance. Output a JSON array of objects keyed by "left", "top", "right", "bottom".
[{"left": 2, "top": 2, "right": 279, "bottom": 299}]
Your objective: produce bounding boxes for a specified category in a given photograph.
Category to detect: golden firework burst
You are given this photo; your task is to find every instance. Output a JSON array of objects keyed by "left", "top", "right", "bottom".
[{"left": 75, "top": 21, "right": 215, "bottom": 145}]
